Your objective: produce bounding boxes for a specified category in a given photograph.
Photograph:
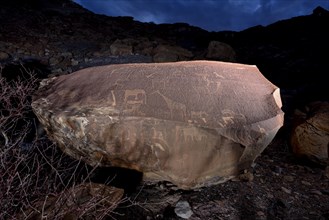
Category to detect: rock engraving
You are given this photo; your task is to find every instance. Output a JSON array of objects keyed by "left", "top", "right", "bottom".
[{"left": 32, "top": 60, "right": 284, "bottom": 189}]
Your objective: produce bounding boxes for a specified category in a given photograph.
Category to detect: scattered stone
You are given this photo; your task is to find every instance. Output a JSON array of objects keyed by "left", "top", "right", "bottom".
[
  {"left": 137, "top": 187, "right": 181, "bottom": 214},
  {"left": 71, "top": 58, "right": 79, "bottom": 66},
  {"left": 49, "top": 56, "right": 64, "bottom": 66},
  {"left": 281, "top": 187, "right": 292, "bottom": 194},
  {"left": 32, "top": 60, "right": 284, "bottom": 189},
  {"left": 301, "top": 180, "right": 311, "bottom": 186},
  {"left": 310, "top": 189, "right": 322, "bottom": 195},
  {"left": 193, "top": 200, "right": 237, "bottom": 219},
  {"left": 283, "top": 175, "right": 295, "bottom": 182},
  {"left": 61, "top": 52, "right": 73, "bottom": 57},
  {"left": 50, "top": 68, "right": 63, "bottom": 74},
  {"left": 257, "top": 211, "right": 265, "bottom": 217},
  {"left": 175, "top": 200, "right": 193, "bottom": 219},
  {"left": 239, "top": 171, "right": 254, "bottom": 182}
]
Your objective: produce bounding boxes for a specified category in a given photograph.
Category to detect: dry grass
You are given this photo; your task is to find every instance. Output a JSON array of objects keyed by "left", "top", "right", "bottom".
[{"left": 0, "top": 65, "right": 126, "bottom": 219}]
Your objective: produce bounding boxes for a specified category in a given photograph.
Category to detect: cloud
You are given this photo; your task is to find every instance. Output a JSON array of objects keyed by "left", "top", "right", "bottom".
[{"left": 74, "top": 0, "right": 329, "bottom": 31}]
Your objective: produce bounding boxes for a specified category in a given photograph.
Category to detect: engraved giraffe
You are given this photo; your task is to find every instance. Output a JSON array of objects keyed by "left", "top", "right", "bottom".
[{"left": 153, "top": 90, "right": 187, "bottom": 119}]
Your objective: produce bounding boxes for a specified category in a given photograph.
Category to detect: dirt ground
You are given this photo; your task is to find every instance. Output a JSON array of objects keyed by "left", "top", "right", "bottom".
[{"left": 110, "top": 129, "right": 329, "bottom": 220}]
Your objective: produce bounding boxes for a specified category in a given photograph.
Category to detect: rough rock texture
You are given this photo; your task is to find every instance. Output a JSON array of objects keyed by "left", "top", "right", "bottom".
[
  {"left": 291, "top": 102, "right": 329, "bottom": 165},
  {"left": 32, "top": 60, "right": 284, "bottom": 189}
]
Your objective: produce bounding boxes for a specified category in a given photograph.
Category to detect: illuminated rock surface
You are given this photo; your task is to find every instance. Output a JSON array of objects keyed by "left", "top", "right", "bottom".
[{"left": 32, "top": 60, "right": 284, "bottom": 189}]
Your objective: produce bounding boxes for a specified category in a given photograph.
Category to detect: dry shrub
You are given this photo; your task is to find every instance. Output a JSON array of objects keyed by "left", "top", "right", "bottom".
[{"left": 0, "top": 65, "right": 125, "bottom": 219}]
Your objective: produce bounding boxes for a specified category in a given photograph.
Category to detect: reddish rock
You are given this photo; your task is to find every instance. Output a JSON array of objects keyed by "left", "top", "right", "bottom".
[
  {"left": 32, "top": 60, "right": 284, "bottom": 189},
  {"left": 291, "top": 102, "right": 329, "bottom": 165}
]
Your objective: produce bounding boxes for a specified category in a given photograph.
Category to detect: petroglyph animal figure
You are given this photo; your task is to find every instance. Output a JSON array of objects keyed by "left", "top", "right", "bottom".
[{"left": 32, "top": 60, "right": 284, "bottom": 189}]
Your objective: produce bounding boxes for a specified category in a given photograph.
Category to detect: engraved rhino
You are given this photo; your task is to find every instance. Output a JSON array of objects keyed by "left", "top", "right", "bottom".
[{"left": 32, "top": 60, "right": 284, "bottom": 189}]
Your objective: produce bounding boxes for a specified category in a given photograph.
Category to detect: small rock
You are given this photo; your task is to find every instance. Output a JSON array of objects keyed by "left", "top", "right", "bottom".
[
  {"left": 175, "top": 200, "right": 193, "bottom": 219},
  {"left": 51, "top": 68, "right": 63, "bottom": 74},
  {"left": 239, "top": 171, "right": 254, "bottom": 182},
  {"left": 283, "top": 175, "right": 295, "bottom": 182},
  {"left": 61, "top": 52, "right": 73, "bottom": 57},
  {"left": 49, "top": 56, "right": 64, "bottom": 66},
  {"left": 71, "top": 59, "right": 79, "bottom": 66},
  {"left": 310, "top": 189, "right": 322, "bottom": 195},
  {"left": 301, "top": 180, "right": 311, "bottom": 186},
  {"left": 281, "top": 187, "right": 292, "bottom": 194},
  {"left": 44, "top": 48, "right": 50, "bottom": 56},
  {"left": 257, "top": 211, "right": 265, "bottom": 216}
]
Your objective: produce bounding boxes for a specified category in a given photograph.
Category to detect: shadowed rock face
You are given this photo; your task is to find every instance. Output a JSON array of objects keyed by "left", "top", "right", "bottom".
[
  {"left": 290, "top": 102, "right": 329, "bottom": 166},
  {"left": 32, "top": 60, "right": 284, "bottom": 189}
]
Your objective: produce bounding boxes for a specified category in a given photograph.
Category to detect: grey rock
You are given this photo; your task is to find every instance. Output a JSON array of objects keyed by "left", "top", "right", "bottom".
[{"left": 175, "top": 201, "right": 193, "bottom": 219}]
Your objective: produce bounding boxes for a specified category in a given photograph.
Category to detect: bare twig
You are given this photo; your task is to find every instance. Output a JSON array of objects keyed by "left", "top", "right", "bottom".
[{"left": 0, "top": 66, "right": 129, "bottom": 219}]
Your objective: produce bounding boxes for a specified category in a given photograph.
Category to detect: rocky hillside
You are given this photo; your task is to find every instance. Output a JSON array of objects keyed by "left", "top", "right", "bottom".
[{"left": 1, "top": 0, "right": 328, "bottom": 102}]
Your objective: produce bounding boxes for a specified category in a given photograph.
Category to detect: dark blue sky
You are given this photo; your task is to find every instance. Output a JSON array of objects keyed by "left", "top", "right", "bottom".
[{"left": 73, "top": 0, "right": 329, "bottom": 31}]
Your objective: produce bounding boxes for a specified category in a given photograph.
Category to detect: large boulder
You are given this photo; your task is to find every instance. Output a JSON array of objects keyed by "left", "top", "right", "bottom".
[
  {"left": 290, "top": 101, "right": 329, "bottom": 166},
  {"left": 32, "top": 60, "right": 284, "bottom": 189}
]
